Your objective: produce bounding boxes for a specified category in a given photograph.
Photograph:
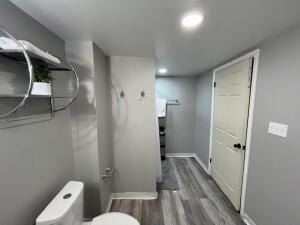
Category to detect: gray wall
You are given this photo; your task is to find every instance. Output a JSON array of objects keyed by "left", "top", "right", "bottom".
[
  {"left": 192, "top": 26, "right": 300, "bottom": 225},
  {"left": 195, "top": 72, "right": 213, "bottom": 167},
  {"left": 0, "top": 2, "right": 74, "bottom": 225},
  {"left": 93, "top": 43, "right": 114, "bottom": 212},
  {"left": 244, "top": 26, "right": 300, "bottom": 225},
  {"left": 111, "top": 56, "right": 157, "bottom": 193},
  {"left": 156, "top": 77, "right": 197, "bottom": 154},
  {"left": 66, "top": 42, "right": 114, "bottom": 216},
  {"left": 66, "top": 41, "right": 101, "bottom": 218}
]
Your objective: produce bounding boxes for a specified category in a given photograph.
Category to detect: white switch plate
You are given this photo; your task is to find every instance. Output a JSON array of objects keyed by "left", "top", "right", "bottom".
[{"left": 268, "top": 122, "right": 288, "bottom": 137}]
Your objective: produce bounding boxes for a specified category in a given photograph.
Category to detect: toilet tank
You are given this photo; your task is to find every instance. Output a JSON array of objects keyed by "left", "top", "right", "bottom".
[{"left": 36, "top": 181, "right": 84, "bottom": 225}]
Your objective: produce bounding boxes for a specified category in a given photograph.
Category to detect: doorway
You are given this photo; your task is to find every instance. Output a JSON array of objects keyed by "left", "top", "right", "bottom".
[{"left": 208, "top": 50, "right": 260, "bottom": 213}]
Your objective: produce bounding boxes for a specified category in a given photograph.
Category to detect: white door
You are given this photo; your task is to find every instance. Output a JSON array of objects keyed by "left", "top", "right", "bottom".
[{"left": 211, "top": 58, "right": 253, "bottom": 210}]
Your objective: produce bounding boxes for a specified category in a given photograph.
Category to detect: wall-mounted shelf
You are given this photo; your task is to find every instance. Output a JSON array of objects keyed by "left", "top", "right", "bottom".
[
  {"left": 0, "top": 94, "right": 76, "bottom": 99},
  {"left": 0, "top": 28, "right": 79, "bottom": 125},
  {"left": 0, "top": 49, "right": 72, "bottom": 71}
]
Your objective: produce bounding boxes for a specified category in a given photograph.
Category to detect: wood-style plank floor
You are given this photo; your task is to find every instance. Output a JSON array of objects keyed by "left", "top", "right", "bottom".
[{"left": 110, "top": 158, "right": 245, "bottom": 225}]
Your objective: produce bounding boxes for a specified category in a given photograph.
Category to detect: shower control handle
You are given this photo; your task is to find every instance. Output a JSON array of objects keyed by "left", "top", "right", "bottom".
[{"left": 101, "top": 167, "right": 114, "bottom": 180}]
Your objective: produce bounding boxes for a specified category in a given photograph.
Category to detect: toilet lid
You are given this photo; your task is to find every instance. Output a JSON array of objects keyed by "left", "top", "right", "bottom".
[{"left": 91, "top": 212, "right": 140, "bottom": 225}]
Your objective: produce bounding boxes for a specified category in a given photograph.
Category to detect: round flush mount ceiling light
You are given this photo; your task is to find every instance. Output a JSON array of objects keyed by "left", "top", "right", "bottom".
[
  {"left": 181, "top": 12, "right": 204, "bottom": 30},
  {"left": 158, "top": 68, "right": 168, "bottom": 74}
]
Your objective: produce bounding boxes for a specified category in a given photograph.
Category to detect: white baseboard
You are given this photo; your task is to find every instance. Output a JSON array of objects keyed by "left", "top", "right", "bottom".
[
  {"left": 105, "top": 194, "right": 113, "bottom": 213},
  {"left": 165, "top": 153, "right": 195, "bottom": 158},
  {"left": 111, "top": 192, "right": 158, "bottom": 199},
  {"left": 243, "top": 213, "right": 256, "bottom": 225},
  {"left": 193, "top": 153, "right": 209, "bottom": 174},
  {"left": 83, "top": 222, "right": 92, "bottom": 225},
  {"left": 105, "top": 192, "right": 158, "bottom": 212}
]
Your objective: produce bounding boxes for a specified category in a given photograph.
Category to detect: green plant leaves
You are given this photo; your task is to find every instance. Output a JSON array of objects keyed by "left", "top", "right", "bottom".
[{"left": 33, "top": 66, "right": 53, "bottom": 83}]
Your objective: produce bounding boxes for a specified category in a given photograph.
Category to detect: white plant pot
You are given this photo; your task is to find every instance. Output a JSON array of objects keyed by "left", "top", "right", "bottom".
[{"left": 31, "top": 82, "right": 52, "bottom": 96}]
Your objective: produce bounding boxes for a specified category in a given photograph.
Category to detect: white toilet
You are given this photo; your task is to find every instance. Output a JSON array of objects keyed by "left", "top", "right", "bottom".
[{"left": 36, "top": 181, "right": 140, "bottom": 225}]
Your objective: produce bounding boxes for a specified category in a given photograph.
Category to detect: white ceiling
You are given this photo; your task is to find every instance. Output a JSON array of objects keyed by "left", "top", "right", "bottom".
[{"left": 10, "top": 0, "right": 300, "bottom": 76}]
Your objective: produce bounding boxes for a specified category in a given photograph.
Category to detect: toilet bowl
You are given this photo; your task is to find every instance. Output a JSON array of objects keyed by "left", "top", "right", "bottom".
[
  {"left": 91, "top": 212, "right": 139, "bottom": 225},
  {"left": 36, "top": 181, "right": 140, "bottom": 225}
]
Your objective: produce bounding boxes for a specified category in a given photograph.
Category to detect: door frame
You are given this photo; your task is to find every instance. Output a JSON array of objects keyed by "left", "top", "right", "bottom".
[{"left": 208, "top": 49, "right": 260, "bottom": 216}]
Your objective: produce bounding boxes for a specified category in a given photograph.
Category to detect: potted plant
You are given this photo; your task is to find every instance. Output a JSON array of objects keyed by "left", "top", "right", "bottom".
[{"left": 31, "top": 66, "right": 53, "bottom": 96}]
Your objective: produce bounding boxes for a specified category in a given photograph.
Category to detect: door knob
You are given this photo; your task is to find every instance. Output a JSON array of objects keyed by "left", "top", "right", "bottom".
[{"left": 233, "top": 143, "right": 242, "bottom": 149}]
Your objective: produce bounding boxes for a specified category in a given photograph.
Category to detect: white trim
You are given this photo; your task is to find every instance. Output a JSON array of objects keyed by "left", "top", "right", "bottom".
[
  {"left": 240, "top": 50, "right": 260, "bottom": 216},
  {"left": 242, "top": 213, "right": 257, "bottom": 225},
  {"left": 83, "top": 221, "right": 92, "bottom": 225},
  {"left": 111, "top": 192, "right": 158, "bottom": 200},
  {"left": 193, "top": 153, "right": 209, "bottom": 174},
  {"left": 207, "top": 49, "right": 260, "bottom": 216},
  {"left": 105, "top": 194, "right": 113, "bottom": 213},
  {"left": 208, "top": 67, "right": 216, "bottom": 174},
  {"left": 165, "top": 153, "right": 195, "bottom": 158},
  {"left": 105, "top": 192, "right": 158, "bottom": 212},
  {"left": 83, "top": 222, "right": 91, "bottom": 225}
]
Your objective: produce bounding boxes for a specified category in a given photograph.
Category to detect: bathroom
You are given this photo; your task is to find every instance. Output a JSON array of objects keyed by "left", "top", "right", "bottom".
[
  {"left": 0, "top": 2, "right": 157, "bottom": 224},
  {"left": 2, "top": 1, "right": 300, "bottom": 225}
]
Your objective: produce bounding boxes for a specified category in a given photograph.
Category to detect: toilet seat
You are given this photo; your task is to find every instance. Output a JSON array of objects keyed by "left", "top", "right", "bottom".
[{"left": 91, "top": 212, "right": 140, "bottom": 225}]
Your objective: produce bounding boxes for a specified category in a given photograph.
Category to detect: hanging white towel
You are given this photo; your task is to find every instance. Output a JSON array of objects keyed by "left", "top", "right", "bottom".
[
  {"left": 156, "top": 99, "right": 167, "bottom": 118},
  {"left": 19, "top": 40, "right": 60, "bottom": 64},
  {"left": 0, "top": 36, "right": 60, "bottom": 64},
  {"left": 0, "top": 37, "right": 18, "bottom": 49}
]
